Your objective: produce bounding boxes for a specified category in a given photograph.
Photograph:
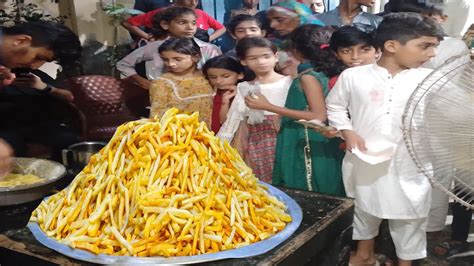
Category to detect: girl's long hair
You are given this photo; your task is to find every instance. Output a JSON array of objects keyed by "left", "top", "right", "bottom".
[
  {"left": 290, "top": 24, "right": 346, "bottom": 77},
  {"left": 158, "top": 37, "right": 201, "bottom": 58},
  {"left": 151, "top": 7, "right": 196, "bottom": 39}
]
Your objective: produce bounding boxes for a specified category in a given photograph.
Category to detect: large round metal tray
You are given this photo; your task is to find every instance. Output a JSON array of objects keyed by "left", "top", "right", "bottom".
[
  {"left": 28, "top": 183, "right": 302, "bottom": 264},
  {"left": 0, "top": 157, "right": 66, "bottom": 206}
]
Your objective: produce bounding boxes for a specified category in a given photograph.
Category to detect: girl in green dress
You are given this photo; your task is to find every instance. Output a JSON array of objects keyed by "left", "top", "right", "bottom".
[{"left": 244, "top": 24, "right": 346, "bottom": 196}]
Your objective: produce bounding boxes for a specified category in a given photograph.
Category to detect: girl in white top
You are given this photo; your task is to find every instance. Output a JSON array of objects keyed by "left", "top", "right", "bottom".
[{"left": 217, "top": 37, "right": 292, "bottom": 183}]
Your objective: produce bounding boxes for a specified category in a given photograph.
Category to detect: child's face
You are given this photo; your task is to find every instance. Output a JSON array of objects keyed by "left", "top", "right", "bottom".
[
  {"left": 310, "top": 0, "right": 325, "bottom": 14},
  {"left": 175, "top": 0, "right": 199, "bottom": 9},
  {"left": 162, "top": 14, "right": 197, "bottom": 38},
  {"left": 243, "top": 0, "right": 259, "bottom": 8},
  {"left": 232, "top": 20, "right": 265, "bottom": 41},
  {"left": 240, "top": 47, "right": 278, "bottom": 75},
  {"left": 335, "top": 44, "right": 377, "bottom": 68},
  {"left": 206, "top": 68, "right": 242, "bottom": 90},
  {"left": 160, "top": 50, "right": 198, "bottom": 74},
  {"left": 389, "top": 36, "right": 439, "bottom": 68}
]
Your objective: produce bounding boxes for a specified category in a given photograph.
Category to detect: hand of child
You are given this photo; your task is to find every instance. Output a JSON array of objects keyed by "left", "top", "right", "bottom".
[
  {"left": 220, "top": 86, "right": 237, "bottom": 104},
  {"left": 320, "top": 128, "right": 340, "bottom": 138},
  {"left": 137, "top": 78, "right": 152, "bottom": 90},
  {"left": 341, "top": 130, "right": 367, "bottom": 152},
  {"left": 244, "top": 92, "right": 271, "bottom": 111}
]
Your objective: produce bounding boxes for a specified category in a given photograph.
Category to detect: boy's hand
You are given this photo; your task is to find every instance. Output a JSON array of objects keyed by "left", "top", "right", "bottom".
[
  {"left": 244, "top": 92, "right": 272, "bottom": 110},
  {"left": 12, "top": 73, "right": 46, "bottom": 91},
  {"left": 0, "top": 66, "right": 15, "bottom": 87},
  {"left": 341, "top": 130, "right": 367, "bottom": 152}
]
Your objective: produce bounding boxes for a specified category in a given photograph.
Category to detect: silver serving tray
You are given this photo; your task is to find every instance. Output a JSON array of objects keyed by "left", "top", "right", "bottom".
[
  {"left": 28, "top": 184, "right": 302, "bottom": 264},
  {"left": 0, "top": 157, "right": 66, "bottom": 206}
]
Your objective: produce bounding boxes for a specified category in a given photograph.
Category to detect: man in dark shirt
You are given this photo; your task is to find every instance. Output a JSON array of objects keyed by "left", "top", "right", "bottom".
[{"left": 0, "top": 21, "right": 81, "bottom": 173}]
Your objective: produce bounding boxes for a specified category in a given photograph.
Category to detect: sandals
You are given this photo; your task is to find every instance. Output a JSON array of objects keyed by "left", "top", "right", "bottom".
[{"left": 432, "top": 240, "right": 469, "bottom": 258}]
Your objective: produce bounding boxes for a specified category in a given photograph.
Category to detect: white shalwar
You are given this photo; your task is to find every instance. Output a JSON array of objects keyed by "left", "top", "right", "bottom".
[{"left": 326, "top": 64, "right": 433, "bottom": 260}]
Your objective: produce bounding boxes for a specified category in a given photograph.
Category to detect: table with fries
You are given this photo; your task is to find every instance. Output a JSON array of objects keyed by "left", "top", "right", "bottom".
[
  {"left": 0, "top": 109, "right": 354, "bottom": 265},
  {"left": 1, "top": 188, "right": 353, "bottom": 265}
]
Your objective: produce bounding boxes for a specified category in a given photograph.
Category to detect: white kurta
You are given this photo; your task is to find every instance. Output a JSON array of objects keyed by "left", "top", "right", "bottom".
[{"left": 326, "top": 64, "right": 433, "bottom": 219}]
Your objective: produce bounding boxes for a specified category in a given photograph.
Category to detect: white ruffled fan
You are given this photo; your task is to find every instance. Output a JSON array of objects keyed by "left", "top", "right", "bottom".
[{"left": 403, "top": 53, "right": 474, "bottom": 209}]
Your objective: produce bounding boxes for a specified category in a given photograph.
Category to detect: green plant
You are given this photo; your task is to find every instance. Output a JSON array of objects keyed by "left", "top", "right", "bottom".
[
  {"left": 101, "top": 2, "right": 143, "bottom": 70},
  {"left": 0, "top": 0, "right": 66, "bottom": 27}
]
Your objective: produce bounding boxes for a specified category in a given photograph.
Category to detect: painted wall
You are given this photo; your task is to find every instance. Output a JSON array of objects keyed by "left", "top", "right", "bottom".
[{"left": 18, "top": 0, "right": 134, "bottom": 45}]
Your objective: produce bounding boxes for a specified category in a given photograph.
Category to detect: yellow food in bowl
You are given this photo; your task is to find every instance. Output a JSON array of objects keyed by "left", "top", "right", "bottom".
[{"left": 0, "top": 173, "right": 43, "bottom": 187}]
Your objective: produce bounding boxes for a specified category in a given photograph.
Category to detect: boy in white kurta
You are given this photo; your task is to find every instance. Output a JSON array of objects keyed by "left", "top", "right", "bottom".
[{"left": 326, "top": 13, "right": 445, "bottom": 266}]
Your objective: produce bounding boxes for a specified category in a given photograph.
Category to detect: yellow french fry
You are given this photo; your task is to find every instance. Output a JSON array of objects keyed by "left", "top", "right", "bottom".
[{"left": 29, "top": 109, "right": 291, "bottom": 257}]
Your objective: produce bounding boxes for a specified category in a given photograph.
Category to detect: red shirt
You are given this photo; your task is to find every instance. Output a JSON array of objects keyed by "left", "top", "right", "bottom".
[
  {"left": 127, "top": 8, "right": 224, "bottom": 31},
  {"left": 328, "top": 75, "right": 339, "bottom": 90},
  {"left": 211, "top": 92, "right": 234, "bottom": 133}
]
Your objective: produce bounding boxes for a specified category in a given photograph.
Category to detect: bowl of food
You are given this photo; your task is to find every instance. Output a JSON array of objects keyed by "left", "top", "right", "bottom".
[{"left": 0, "top": 157, "right": 66, "bottom": 206}]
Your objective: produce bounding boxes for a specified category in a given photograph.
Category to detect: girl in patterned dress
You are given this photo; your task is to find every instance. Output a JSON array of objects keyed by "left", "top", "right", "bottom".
[
  {"left": 217, "top": 37, "right": 292, "bottom": 183},
  {"left": 149, "top": 37, "right": 214, "bottom": 125}
]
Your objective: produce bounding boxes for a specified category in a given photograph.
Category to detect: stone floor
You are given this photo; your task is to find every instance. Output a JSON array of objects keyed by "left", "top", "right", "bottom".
[
  {"left": 374, "top": 213, "right": 474, "bottom": 266},
  {"left": 420, "top": 215, "right": 474, "bottom": 266}
]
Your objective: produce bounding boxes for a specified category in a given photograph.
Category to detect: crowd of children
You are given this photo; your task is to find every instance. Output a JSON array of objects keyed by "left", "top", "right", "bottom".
[{"left": 117, "top": 0, "right": 471, "bottom": 264}]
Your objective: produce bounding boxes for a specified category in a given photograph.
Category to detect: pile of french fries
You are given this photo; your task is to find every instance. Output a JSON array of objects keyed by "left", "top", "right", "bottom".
[{"left": 30, "top": 108, "right": 292, "bottom": 257}]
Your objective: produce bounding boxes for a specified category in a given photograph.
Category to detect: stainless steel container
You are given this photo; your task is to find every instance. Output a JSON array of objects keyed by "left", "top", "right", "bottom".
[
  {"left": 0, "top": 157, "right": 66, "bottom": 206},
  {"left": 62, "top": 142, "right": 106, "bottom": 174}
]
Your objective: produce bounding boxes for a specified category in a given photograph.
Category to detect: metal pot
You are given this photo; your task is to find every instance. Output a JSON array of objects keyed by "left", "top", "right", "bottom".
[
  {"left": 62, "top": 141, "right": 106, "bottom": 174},
  {"left": 0, "top": 157, "right": 66, "bottom": 206}
]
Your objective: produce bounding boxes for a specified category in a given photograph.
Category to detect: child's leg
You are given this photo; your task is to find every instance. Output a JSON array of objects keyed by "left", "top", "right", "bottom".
[
  {"left": 388, "top": 217, "right": 428, "bottom": 265},
  {"left": 351, "top": 208, "right": 382, "bottom": 264}
]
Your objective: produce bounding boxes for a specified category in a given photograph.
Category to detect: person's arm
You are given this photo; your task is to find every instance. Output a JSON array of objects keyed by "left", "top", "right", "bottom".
[
  {"left": 12, "top": 74, "right": 74, "bottom": 102},
  {"left": 200, "top": 43, "right": 222, "bottom": 63},
  {"left": 219, "top": 88, "right": 237, "bottom": 124},
  {"left": 121, "top": 10, "right": 160, "bottom": 40},
  {"left": 0, "top": 66, "right": 15, "bottom": 88},
  {"left": 116, "top": 44, "right": 154, "bottom": 89},
  {"left": 201, "top": 11, "right": 226, "bottom": 41},
  {"left": 0, "top": 139, "right": 13, "bottom": 178},
  {"left": 326, "top": 71, "right": 366, "bottom": 151},
  {"left": 244, "top": 74, "right": 327, "bottom": 121},
  {"left": 121, "top": 20, "right": 151, "bottom": 40},
  {"left": 216, "top": 87, "right": 245, "bottom": 142},
  {"left": 209, "top": 28, "right": 226, "bottom": 42}
]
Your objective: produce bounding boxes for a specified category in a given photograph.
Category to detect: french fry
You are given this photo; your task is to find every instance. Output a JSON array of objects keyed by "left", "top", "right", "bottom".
[{"left": 30, "top": 108, "right": 292, "bottom": 257}]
